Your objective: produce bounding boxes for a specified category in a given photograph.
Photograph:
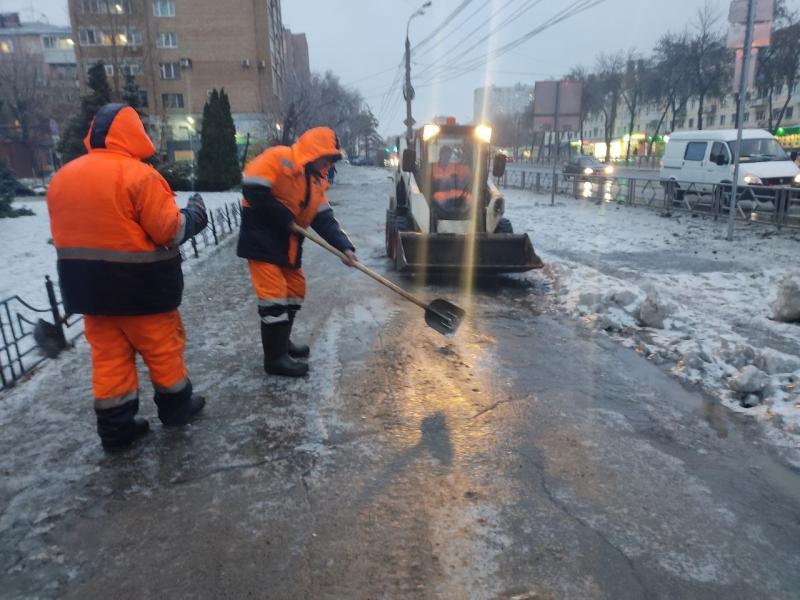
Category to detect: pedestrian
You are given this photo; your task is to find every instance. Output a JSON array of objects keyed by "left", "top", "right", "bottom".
[
  {"left": 46, "top": 103, "right": 208, "bottom": 451},
  {"left": 237, "top": 126, "right": 357, "bottom": 377},
  {"left": 327, "top": 163, "right": 337, "bottom": 185}
]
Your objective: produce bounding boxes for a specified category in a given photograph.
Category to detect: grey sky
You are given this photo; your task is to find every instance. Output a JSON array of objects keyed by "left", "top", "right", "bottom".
[{"left": 7, "top": 0, "right": 800, "bottom": 134}]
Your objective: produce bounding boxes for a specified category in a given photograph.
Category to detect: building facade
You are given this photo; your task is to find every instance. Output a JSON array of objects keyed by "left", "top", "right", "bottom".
[
  {"left": 68, "top": 0, "right": 289, "bottom": 156},
  {"left": 0, "top": 13, "right": 78, "bottom": 176},
  {"left": 473, "top": 84, "right": 534, "bottom": 124},
  {"left": 582, "top": 85, "right": 800, "bottom": 160},
  {"left": 283, "top": 29, "right": 309, "bottom": 85}
]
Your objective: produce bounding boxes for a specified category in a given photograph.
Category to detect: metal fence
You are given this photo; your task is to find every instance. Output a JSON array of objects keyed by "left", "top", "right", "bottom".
[
  {"left": 0, "top": 200, "right": 242, "bottom": 391},
  {"left": 498, "top": 168, "right": 800, "bottom": 229}
]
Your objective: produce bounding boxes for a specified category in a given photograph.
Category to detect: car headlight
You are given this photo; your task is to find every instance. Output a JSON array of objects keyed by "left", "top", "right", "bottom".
[
  {"left": 583, "top": 167, "right": 593, "bottom": 175},
  {"left": 743, "top": 174, "right": 763, "bottom": 185},
  {"left": 794, "top": 173, "right": 800, "bottom": 185},
  {"left": 604, "top": 165, "right": 614, "bottom": 175}
]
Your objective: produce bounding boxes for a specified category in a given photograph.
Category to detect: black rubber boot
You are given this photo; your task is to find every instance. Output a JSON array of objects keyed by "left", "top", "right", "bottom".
[
  {"left": 287, "top": 310, "right": 310, "bottom": 359},
  {"left": 96, "top": 398, "right": 150, "bottom": 451},
  {"left": 154, "top": 380, "right": 205, "bottom": 427},
  {"left": 261, "top": 321, "right": 309, "bottom": 377}
]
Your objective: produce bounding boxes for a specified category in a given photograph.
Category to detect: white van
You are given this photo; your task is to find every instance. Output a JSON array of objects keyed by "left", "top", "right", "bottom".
[{"left": 660, "top": 129, "right": 800, "bottom": 196}]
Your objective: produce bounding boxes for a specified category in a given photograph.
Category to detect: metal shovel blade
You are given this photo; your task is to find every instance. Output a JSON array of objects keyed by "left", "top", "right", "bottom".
[{"left": 424, "top": 298, "right": 466, "bottom": 336}]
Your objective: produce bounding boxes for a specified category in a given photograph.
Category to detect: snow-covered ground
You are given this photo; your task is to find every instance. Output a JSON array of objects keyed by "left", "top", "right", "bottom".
[
  {"left": 0, "top": 192, "right": 240, "bottom": 308},
  {"left": 504, "top": 190, "right": 800, "bottom": 441}
]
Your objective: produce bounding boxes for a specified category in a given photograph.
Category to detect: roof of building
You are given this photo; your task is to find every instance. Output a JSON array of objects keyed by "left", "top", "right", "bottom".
[{"left": 0, "top": 21, "right": 70, "bottom": 37}]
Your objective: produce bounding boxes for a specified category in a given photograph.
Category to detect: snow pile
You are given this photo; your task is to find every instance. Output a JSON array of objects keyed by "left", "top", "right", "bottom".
[
  {"left": 772, "top": 272, "right": 800, "bottom": 323},
  {"left": 505, "top": 190, "right": 800, "bottom": 439}
]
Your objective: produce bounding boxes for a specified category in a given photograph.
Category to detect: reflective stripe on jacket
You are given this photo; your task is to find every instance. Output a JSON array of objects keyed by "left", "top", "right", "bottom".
[
  {"left": 236, "top": 127, "right": 354, "bottom": 267},
  {"left": 47, "top": 103, "right": 185, "bottom": 316}
]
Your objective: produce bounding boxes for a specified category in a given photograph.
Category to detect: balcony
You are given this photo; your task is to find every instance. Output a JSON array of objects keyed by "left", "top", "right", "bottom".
[{"left": 43, "top": 48, "right": 76, "bottom": 65}]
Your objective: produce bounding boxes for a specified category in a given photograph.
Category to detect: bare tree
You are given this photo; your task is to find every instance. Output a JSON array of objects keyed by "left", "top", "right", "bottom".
[
  {"left": 757, "top": 2, "right": 800, "bottom": 130},
  {"left": 688, "top": 2, "right": 730, "bottom": 130},
  {"left": 0, "top": 54, "right": 46, "bottom": 144},
  {"left": 621, "top": 54, "right": 649, "bottom": 162},
  {"left": 596, "top": 52, "right": 625, "bottom": 162},
  {"left": 566, "top": 66, "right": 604, "bottom": 154}
]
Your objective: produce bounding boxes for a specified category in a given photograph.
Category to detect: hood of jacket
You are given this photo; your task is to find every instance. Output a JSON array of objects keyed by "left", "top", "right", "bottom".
[
  {"left": 291, "top": 127, "right": 342, "bottom": 167},
  {"left": 83, "top": 103, "right": 156, "bottom": 159}
]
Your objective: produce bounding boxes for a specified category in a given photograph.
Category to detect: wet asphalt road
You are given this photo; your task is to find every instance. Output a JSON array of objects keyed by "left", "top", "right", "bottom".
[{"left": 2, "top": 166, "right": 800, "bottom": 599}]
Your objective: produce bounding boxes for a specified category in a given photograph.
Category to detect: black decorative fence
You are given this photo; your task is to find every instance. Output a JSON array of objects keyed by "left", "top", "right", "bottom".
[{"left": 0, "top": 200, "right": 241, "bottom": 391}]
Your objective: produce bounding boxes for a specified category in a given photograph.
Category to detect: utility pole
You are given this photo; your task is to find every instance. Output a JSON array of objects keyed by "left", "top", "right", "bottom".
[
  {"left": 727, "top": 0, "right": 756, "bottom": 241},
  {"left": 404, "top": 2, "right": 431, "bottom": 147},
  {"left": 550, "top": 81, "right": 561, "bottom": 206}
]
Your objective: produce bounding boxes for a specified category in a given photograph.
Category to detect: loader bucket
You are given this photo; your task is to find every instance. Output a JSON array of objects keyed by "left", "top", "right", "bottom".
[{"left": 396, "top": 232, "right": 544, "bottom": 274}]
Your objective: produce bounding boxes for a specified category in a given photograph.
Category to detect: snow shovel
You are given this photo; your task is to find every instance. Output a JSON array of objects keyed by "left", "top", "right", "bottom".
[{"left": 290, "top": 223, "right": 465, "bottom": 336}]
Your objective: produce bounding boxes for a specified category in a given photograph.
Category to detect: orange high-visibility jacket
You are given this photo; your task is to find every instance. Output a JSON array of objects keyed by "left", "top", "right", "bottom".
[
  {"left": 237, "top": 127, "right": 354, "bottom": 267},
  {"left": 431, "top": 162, "right": 473, "bottom": 204},
  {"left": 47, "top": 104, "right": 185, "bottom": 316}
]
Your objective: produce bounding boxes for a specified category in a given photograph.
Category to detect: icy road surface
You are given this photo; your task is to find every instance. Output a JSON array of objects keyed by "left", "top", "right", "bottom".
[{"left": 2, "top": 166, "right": 800, "bottom": 599}]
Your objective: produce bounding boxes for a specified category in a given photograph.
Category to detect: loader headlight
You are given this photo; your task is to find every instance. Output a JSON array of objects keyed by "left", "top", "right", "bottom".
[
  {"left": 422, "top": 124, "right": 440, "bottom": 141},
  {"left": 794, "top": 173, "right": 800, "bottom": 185},
  {"left": 474, "top": 124, "right": 492, "bottom": 144},
  {"left": 583, "top": 167, "right": 594, "bottom": 175},
  {"left": 604, "top": 165, "right": 615, "bottom": 175},
  {"left": 743, "top": 174, "right": 762, "bottom": 185}
]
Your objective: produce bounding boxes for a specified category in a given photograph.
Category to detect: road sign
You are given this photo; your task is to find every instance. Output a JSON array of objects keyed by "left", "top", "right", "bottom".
[
  {"left": 533, "top": 80, "right": 582, "bottom": 133},
  {"left": 729, "top": 0, "right": 773, "bottom": 23},
  {"left": 727, "top": 21, "right": 772, "bottom": 48}
]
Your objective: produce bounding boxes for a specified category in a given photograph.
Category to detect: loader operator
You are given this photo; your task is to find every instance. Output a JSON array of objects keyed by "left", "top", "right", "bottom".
[
  {"left": 431, "top": 145, "right": 473, "bottom": 213},
  {"left": 46, "top": 103, "right": 208, "bottom": 451},
  {"left": 237, "top": 127, "right": 357, "bottom": 378}
]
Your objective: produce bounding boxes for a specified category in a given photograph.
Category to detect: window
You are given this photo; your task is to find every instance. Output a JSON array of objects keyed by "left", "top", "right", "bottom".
[
  {"left": 719, "top": 114, "right": 726, "bottom": 126},
  {"left": 707, "top": 115, "right": 715, "bottom": 126},
  {"left": 743, "top": 111, "right": 750, "bottom": 122},
  {"left": 120, "top": 62, "right": 140, "bottom": 76},
  {"left": 82, "top": 0, "right": 130, "bottom": 13},
  {"left": 684, "top": 142, "right": 707, "bottom": 161},
  {"left": 162, "top": 93, "right": 184, "bottom": 109},
  {"left": 42, "top": 35, "right": 73, "bottom": 49},
  {"left": 709, "top": 142, "right": 729, "bottom": 165},
  {"left": 756, "top": 110, "right": 765, "bottom": 121},
  {"left": 159, "top": 62, "right": 180, "bottom": 80},
  {"left": 773, "top": 109, "right": 782, "bottom": 120},
  {"left": 688, "top": 118, "right": 694, "bottom": 128},
  {"left": 104, "top": 64, "right": 114, "bottom": 76},
  {"left": 78, "top": 27, "right": 100, "bottom": 46},
  {"left": 0, "top": 39, "right": 13, "bottom": 54},
  {"left": 787, "top": 106, "right": 794, "bottom": 119},
  {"left": 137, "top": 90, "right": 148, "bottom": 108},
  {"left": 156, "top": 32, "right": 177, "bottom": 48},
  {"left": 153, "top": 0, "right": 175, "bottom": 17}
]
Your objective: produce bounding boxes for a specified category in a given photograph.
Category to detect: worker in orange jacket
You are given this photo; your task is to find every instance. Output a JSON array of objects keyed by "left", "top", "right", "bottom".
[
  {"left": 431, "top": 145, "right": 473, "bottom": 210},
  {"left": 237, "top": 127, "right": 357, "bottom": 377},
  {"left": 46, "top": 103, "right": 208, "bottom": 451}
]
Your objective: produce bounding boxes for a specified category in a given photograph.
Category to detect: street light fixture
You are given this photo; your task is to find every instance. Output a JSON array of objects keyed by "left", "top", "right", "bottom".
[{"left": 404, "top": 1, "right": 431, "bottom": 146}]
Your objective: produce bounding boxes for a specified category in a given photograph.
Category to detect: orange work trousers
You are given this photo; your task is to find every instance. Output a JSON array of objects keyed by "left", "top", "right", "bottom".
[
  {"left": 247, "top": 260, "right": 306, "bottom": 324},
  {"left": 83, "top": 309, "right": 188, "bottom": 410}
]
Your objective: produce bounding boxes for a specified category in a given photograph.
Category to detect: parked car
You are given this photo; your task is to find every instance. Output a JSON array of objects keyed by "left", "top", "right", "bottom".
[
  {"left": 350, "top": 155, "right": 369, "bottom": 166},
  {"left": 659, "top": 129, "right": 800, "bottom": 200},
  {"left": 562, "top": 155, "right": 614, "bottom": 179}
]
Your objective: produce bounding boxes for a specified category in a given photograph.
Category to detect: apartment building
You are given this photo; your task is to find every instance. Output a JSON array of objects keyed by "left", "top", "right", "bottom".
[
  {"left": 0, "top": 13, "right": 78, "bottom": 175},
  {"left": 283, "top": 29, "right": 310, "bottom": 85},
  {"left": 68, "top": 0, "right": 289, "bottom": 154}
]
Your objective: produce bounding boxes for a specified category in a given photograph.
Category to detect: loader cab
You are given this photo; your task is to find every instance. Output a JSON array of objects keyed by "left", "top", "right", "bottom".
[{"left": 413, "top": 122, "right": 490, "bottom": 230}]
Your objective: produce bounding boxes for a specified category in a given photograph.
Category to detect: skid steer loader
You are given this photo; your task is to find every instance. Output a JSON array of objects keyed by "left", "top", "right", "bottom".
[{"left": 386, "top": 118, "right": 543, "bottom": 275}]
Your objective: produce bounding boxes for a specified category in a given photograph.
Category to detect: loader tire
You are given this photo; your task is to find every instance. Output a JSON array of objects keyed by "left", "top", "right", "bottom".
[
  {"left": 385, "top": 209, "right": 396, "bottom": 257},
  {"left": 495, "top": 217, "right": 513, "bottom": 234}
]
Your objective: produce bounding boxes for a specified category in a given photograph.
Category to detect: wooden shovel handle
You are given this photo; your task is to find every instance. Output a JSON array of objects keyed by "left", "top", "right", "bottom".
[{"left": 290, "top": 223, "right": 429, "bottom": 311}]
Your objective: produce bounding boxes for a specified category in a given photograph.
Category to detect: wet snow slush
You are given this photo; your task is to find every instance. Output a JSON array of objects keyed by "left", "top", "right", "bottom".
[{"left": 2, "top": 166, "right": 800, "bottom": 599}]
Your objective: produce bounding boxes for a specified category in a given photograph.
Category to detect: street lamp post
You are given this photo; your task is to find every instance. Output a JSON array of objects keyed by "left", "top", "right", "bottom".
[{"left": 404, "top": 1, "right": 431, "bottom": 147}]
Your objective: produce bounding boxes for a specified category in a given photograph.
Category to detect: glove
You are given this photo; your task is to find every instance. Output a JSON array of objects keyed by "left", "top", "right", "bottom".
[{"left": 180, "top": 193, "right": 208, "bottom": 243}]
